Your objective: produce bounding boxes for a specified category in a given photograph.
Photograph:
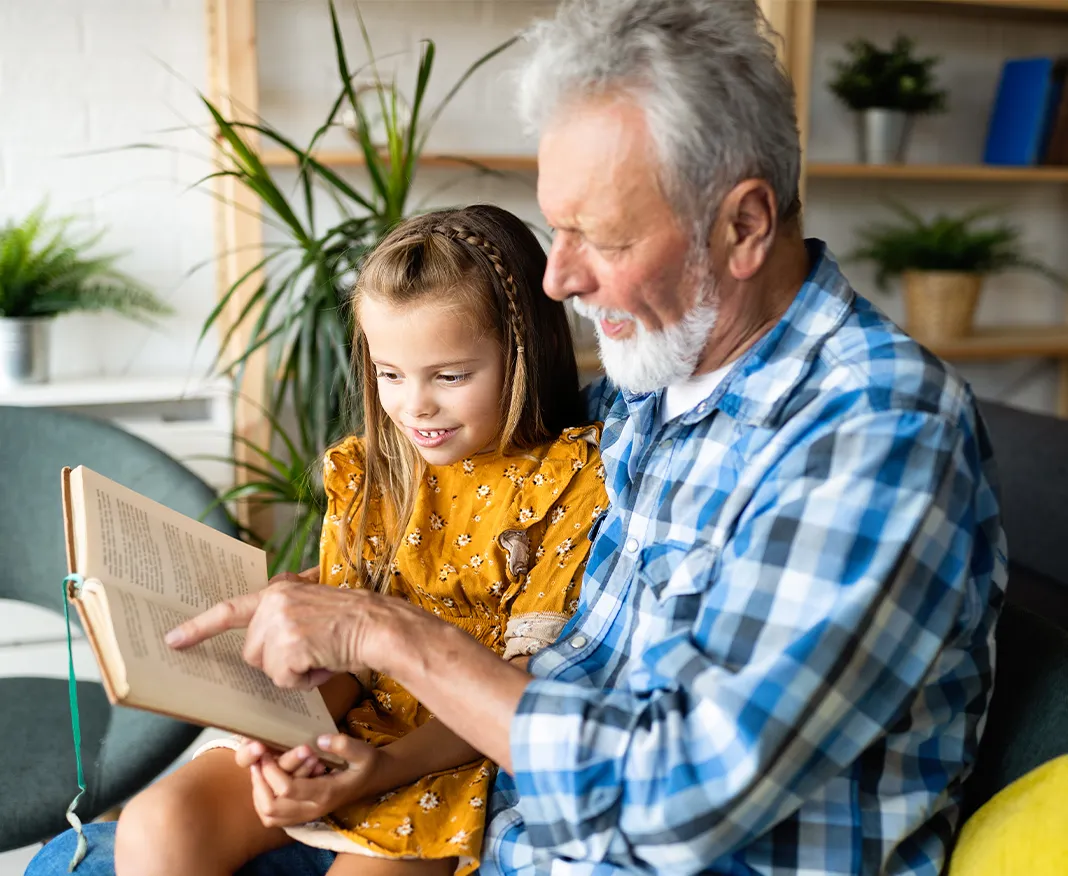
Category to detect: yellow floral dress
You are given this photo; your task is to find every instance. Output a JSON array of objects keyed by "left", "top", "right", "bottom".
[{"left": 311, "top": 424, "right": 607, "bottom": 873}]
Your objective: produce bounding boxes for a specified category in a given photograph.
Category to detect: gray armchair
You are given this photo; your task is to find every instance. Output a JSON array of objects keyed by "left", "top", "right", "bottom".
[
  {"left": 0, "top": 404, "right": 238, "bottom": 851},
  {"left": 961, "top": 401, "right": 1068, "bottom": 817}
]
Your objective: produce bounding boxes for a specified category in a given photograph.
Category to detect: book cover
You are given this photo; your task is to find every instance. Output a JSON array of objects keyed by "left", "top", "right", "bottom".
[{"left": 983, "top": 57, "right": 1057, "bottom": 166}]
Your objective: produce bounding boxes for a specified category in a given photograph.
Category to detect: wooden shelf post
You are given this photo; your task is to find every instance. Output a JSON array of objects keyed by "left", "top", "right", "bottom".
[
  {"left": 205, "top": 0, "right": 273, "bottom": 535},
  {"left": 759, "top": 0, "right": 816, "bottom": 205}
]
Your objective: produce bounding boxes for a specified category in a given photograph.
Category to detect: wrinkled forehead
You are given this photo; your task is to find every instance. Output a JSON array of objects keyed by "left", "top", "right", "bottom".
[{"left": 536, "top": 95, "right": 673, "bottom": 233}]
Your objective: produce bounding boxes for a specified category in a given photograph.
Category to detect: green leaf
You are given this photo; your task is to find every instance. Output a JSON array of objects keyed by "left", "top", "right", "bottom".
[
  {"left": 848, "top": 201, "right": 1068, "bottom": 291},
  {"left": 0, "top": 203, "right": 171, "bottom": 320},
  {"left": 192, "top": 3, "right": 516, "bottom": 569}
]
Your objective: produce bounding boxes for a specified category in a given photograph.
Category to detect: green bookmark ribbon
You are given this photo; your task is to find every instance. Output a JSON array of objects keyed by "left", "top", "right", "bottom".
[{"left": 62, "top": 573, "right": 88, "bottom": 872}]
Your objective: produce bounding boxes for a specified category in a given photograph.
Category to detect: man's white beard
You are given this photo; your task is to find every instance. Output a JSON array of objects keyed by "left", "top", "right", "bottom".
[{"left": 572, "top": 282, "right": 719, "bottom": 394}]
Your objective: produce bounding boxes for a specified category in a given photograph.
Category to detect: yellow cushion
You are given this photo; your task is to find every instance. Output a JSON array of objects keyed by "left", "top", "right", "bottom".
[{"left": 950, "top": 754, "right": 1068, "bottom": 875}]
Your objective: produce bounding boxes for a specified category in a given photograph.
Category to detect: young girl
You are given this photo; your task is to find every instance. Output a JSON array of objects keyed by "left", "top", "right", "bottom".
[{"left": 114, "top": 204, "right": 608, "bottom": 876}]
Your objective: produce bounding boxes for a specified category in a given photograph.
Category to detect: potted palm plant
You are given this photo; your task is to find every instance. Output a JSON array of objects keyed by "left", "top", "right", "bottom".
[
  {"left": 849, "top": 201, "right": 1067, "bottom": 342},
  {"left": 0, "top": 206, "right": 171, "bottom": 388},
  {"left": 199, "top": 2, "right": 515, "bottom": 571},
  {"left": 829, "top": 35, "right": 947, "bottom": 164}
]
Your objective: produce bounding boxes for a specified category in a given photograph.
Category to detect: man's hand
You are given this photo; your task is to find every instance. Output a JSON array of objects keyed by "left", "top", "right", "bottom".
[
  {"left": 244, "top": 735, "right": 381, "bottom": 828},
  {"left": 165, "top": 572, "right": 417, "bottom": 688}
]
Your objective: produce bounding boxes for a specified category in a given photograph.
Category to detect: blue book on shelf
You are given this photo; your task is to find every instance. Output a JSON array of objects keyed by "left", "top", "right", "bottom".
[{"left": 983, "top": 57, "right": 1059, "bottom": 166}]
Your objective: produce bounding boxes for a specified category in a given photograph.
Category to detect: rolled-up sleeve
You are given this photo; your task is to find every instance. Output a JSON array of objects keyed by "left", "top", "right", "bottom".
[{"left": 509, "top": 410, "right": 990, "bottom": 873}]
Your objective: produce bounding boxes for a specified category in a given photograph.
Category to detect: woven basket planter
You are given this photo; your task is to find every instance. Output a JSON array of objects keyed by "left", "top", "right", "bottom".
[{"left": 902, "top": 270, "right": 983, "bottom": 342}]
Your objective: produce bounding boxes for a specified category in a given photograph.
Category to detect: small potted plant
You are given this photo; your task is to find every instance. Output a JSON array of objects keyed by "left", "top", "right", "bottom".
[
  {"left": 829, "top": 35, "right": 947, "bottom": 164},
  {"left": 848, "top": 201, "right": 1067, "bottom": 342},
  {"left": 0, "top": 205, "right": 172, "bottom": 387}
]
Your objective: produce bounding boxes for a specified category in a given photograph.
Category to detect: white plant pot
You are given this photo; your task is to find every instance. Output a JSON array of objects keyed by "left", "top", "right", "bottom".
[
  {"left": 0, "top": 316, "right": 51, "bottom": 388},
  {"left": 856, "top": 109, "right": 913, "bottom": 164}
]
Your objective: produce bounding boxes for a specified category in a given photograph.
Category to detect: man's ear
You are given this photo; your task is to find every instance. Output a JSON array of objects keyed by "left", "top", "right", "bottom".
[{"left": 715, "top": 179, "right": 777, "bottom": 281}]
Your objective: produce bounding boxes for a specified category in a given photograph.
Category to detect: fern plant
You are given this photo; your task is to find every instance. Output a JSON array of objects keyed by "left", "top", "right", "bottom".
[
  {"left": 200, "top": 1, "right": 515, "bottom": 572},
  {"left": 849, "top": 201, "right": 1067, "bottom": 291},
  {"left": 829, "top": 36, "right": 946, "bottom": 114},
  {"left": 0, "top": 205, "right": 171, "bottom": 320}
]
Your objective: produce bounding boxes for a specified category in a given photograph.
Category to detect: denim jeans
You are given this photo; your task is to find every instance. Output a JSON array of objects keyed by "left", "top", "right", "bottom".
[{"left": 24, "top": 823, "right": 337, "bottom": 876}]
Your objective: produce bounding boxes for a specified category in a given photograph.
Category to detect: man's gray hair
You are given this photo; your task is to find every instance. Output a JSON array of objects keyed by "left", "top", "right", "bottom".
[{"left": 517, "top": 0, "right": 801, "bottom": 235}]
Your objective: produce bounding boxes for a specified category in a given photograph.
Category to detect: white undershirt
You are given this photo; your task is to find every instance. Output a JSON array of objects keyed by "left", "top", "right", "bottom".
[{"left": 658, "top": 363, "right": 733, "bottom": 427}]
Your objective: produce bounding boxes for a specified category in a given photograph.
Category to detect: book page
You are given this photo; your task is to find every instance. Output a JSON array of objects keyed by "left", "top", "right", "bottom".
[
  {"left": 88, "top": 579, "right": 336, "bottom": 751},
  {"left": 70, "top": 466, "right": 268, "bottom": 612}
]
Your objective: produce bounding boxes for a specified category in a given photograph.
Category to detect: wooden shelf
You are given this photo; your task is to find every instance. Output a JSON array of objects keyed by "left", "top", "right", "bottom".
[
  {"left": 262, "top": 152, "right": 1068, "bottom": 183},
  {"left": 921, "top": 326, "right": 1068, "bottom": 360},
  {"left": 806, "top": 163, "right": 1068, "bottom": 183},
  {"left": 259, "top": 148, "right": 538, "bottom": 172},
  {"left": 572, "top": 328, "right": 1068, "bottom": 375},
  {"left": 819, "top": 0, "right": 1068, "bottom": 23},
  {"left": 0, "top": 376, "right": 233, "bottom": 408}
]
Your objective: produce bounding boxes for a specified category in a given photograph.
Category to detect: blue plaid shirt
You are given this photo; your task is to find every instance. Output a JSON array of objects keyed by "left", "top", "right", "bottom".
[{"left": 481, "top": 241, "right": 1007, "bottom": 876}]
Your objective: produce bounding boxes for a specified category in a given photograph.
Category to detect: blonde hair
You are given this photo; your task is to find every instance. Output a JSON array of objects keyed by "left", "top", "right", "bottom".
[{"left": 337, "top": 205, "right": 584, "bottom": 593}]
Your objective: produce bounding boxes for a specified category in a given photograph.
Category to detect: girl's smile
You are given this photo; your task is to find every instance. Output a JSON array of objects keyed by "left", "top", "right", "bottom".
[{"left": 408, "top": 426, "right": 458, "bottom": 448}]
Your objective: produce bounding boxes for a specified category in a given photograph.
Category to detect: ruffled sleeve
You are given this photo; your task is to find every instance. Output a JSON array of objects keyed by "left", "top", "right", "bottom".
[
  {"left": 497, "top": 425, "right": 608, "bottom": 660},
  {"left": 318, "top": 435, "right": 372, "bottom": 589}
]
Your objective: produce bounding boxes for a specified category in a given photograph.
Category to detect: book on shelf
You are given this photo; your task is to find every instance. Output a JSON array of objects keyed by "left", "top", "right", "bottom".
[
  {"left": 983, "top": 56, "right": 1067, "bottom": 167},
  {"left": 62, "top": 465, "right": 337, "bottom": 752}
]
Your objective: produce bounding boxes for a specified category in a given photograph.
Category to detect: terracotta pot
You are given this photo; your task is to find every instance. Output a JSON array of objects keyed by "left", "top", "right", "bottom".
[{"left": 902, "top": 271, "right": 983, "bottom": 342}]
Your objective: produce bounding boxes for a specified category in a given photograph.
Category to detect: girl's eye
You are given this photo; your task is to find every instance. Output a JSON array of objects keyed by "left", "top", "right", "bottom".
[
  {"left": 438, "top": 373, "right": 470, "bottom": 385},
  {"left": 375, "top": 370, "right": 401, "bottom": 383}
]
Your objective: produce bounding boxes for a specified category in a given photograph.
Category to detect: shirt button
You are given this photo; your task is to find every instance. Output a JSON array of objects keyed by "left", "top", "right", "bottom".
[
  {"left": 625, "top": 537, "right": 639, "bottom": 553},
  {"left": 570, "top": 635, "right": 588, "bottom": 649},
  {"left": 662, "top": 438, "right": 673, "bottom": 449}
]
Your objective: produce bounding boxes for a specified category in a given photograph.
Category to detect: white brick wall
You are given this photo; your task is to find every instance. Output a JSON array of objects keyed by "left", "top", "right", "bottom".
[
  {"left": 256, "top": 0, "right": 558, "bottom": 257},
  {"left": 0, "top": 0, "right": 217, "bottom": 381}
]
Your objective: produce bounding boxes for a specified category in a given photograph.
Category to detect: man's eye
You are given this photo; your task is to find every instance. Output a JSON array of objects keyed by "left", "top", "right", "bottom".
[{"left": 439, "top": 373, "right": 470, "bottom": 385}]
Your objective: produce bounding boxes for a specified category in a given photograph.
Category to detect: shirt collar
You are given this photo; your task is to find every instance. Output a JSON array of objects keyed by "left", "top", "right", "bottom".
[{"left": 618, "top": 239, "right": 854, "bottom": 428}]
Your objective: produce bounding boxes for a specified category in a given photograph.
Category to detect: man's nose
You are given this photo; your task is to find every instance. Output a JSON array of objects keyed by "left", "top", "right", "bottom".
[{"left": 544, "top": 237, "right": 593, "bottom": 302}]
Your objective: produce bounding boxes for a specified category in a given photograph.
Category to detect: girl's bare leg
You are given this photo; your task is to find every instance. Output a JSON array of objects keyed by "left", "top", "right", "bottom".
[
  {"left": 326, "top": 852, "right": 457, "bottom": 876},
  {"left": 115, "top": 748, "right": 293, "bottom": 876}
]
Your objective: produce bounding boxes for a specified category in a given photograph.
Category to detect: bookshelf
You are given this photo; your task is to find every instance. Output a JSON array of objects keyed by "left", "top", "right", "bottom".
[
  {"left": 806, "top": 162, "right": 1068, "bottom": 183},
  {"left": 921, "top": 327, "right": 1068, "bottom": 360},
  {"left": 820, "top": 0, "right": 1068, "bottom": 23},
  {"left": 762, "top": 0, "right": 1068, "bottom": 415},
  {"left": 573, "top": 328, "right": 1068, "bottom": 375},
  {"left": 263, "top": 154, "right": 1068, "bottom": 184}
]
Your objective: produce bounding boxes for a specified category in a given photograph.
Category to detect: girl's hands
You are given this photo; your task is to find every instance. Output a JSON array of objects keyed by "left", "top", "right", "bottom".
[{"left": 240, "top": 735, "right": 382, "bottom": 828}]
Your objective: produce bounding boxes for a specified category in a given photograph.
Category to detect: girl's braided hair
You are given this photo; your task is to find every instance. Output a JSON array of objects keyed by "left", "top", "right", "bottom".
[{"left": 338, "top": 204, "right": 585, "bottom": 592}]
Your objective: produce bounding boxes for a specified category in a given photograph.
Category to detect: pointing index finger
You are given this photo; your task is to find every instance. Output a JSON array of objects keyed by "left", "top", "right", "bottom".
[{"left": 165, "top": 591, "right": 263, "bottom": 648}]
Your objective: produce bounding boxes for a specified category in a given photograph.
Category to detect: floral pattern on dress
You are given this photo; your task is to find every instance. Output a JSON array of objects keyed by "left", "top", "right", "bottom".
[{"left": 315, "top": 425, "right": 607, "bottom": 874}]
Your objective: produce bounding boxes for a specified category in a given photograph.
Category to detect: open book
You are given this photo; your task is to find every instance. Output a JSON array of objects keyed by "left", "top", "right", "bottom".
[{"left": 62, "top": 465, "right": 337, "bottom": 752}]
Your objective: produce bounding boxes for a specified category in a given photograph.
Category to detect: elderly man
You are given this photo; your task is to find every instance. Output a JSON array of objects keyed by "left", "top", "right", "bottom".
[{"left": 30, "top": 1, "right": 1005, "bottom": 874}]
